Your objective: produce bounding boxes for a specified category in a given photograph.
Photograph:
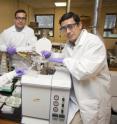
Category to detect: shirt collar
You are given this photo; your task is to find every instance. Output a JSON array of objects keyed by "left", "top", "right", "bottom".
[
  {"left": 67, "top": 29, "right": 87, "bottom": 48},
  {"left": 12, "top": 25, "right": 26, "bottom": 32},
  {"left": 75, "top": 29, "right": 88, "bottom": 47}
]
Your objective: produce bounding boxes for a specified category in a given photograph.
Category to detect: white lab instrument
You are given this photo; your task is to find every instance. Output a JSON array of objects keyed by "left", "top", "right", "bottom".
[
  {"left": 22, "top": 117, "right": 49, "bottom": 124},
  {"left": 21, "top": 67, "right": 71, "bottom": 124},
  {"left": 35, "top": 37, "right": 52, "bottom": 55}
]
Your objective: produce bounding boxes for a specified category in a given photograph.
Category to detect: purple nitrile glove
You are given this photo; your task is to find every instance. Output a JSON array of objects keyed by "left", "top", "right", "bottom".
[
  {"left": 48, "top": 58, "right": 63, "bottom": 63},
  {"left": 7, "top": 46, "right": 16, "bottom": 55},
  {"left": 41, "top": 50, "right": 51, "bottom": 58},
  {"left": 15, "top": 68, "right": 25, "bottom": 77}
]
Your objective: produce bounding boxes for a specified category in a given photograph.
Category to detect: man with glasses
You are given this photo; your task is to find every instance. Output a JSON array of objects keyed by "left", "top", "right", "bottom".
[
  {"left": 41, "top": 12, "right": 111, "bottom": 124},
  {"left": 0, "top": 9, "right": 37, "bottom": 69}
]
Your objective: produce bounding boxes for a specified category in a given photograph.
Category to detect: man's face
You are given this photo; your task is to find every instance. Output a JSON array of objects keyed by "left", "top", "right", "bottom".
[
  {"left": 14, "top": 12, "right": 27, "bottom": 30},
  {"left": 60, "top": 18, "right": 82, "bottom": 43}
]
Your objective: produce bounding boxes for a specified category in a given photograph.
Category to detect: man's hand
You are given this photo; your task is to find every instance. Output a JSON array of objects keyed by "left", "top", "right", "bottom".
[
  {"left": 7, "top": 46, "right": 16, "bottom": 56},
  {"left": 15, "top": 68, "right": 26, "bottom": 77},
  {"left": 48, "top": 58, "right": 63, "bottom": 63},
  {"left": 41, "top": 50, "right": 51, "bottom": 58}
]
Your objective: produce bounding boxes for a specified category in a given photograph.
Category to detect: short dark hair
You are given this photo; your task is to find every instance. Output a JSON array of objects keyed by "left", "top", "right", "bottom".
[
  {"left": 15, "top": 9, "right": 27, "bottom": 17},
  {"left": 59, "top": 12, "right": 80, "bottom": 25}
]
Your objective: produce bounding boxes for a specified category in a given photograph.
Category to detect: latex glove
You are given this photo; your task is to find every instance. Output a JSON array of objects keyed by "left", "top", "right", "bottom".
[
  {"left": 48, "top": 58, "right": 63, "bottom": 63},
  {"left": 7, "top": 46, "right": 16, "bottom": 55},
  {"left": 15, "top": 68, "right": 25, "bottom": 77},
  {"left": 41, "top": 50, "right": 51, "bottom": 58}
]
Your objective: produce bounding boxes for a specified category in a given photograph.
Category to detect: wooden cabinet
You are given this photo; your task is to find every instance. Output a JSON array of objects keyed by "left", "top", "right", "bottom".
[{"left": 80, "top": 16, "right": 91, "bottom": 29}]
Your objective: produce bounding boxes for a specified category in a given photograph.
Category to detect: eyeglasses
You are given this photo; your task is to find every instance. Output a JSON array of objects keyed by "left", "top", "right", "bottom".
[
  {"left": 60, "top": 23, "right": 77, "bottom": 32},
  {"left": 15, "top": 17, "right": 26, "bottom": 21}
]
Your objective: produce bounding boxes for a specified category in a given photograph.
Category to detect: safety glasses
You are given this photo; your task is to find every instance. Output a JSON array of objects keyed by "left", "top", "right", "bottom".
[
  {"left": 15, "top": 17, "right": 27, "bottom": 21},
  {"left": 60, "top": 23, "right": 77, "bottom": 32}
]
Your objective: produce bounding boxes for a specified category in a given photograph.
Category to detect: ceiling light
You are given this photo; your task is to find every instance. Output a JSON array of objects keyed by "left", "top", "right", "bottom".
[{"left": 54, "top": 2, "right": 66, "bottom": 7}]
